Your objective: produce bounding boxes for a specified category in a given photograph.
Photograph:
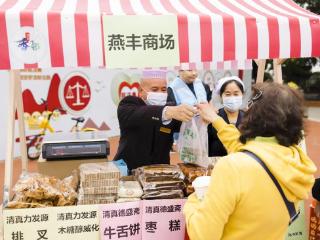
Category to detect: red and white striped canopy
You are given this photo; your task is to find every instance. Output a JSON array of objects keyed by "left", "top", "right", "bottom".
[{"left": 0, "top": 0, "right": 319, "bottom": 70}]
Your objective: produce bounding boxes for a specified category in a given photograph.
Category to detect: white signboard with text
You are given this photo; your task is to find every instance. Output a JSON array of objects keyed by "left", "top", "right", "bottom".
[{"left": 103, "top": 15, "right": 179, "bottom": 69}]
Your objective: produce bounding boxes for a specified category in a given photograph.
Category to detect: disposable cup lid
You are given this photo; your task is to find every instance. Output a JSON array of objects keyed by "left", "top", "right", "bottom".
[{"left": 192, "top": 176, "right": 211, "bottom": 188}]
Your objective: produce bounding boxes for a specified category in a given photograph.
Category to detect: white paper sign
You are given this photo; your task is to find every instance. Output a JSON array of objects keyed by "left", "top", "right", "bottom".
[
  {"left": 141, "top": 199, "right": 186, "bottom": 240},
  {"left": 3, "top": 205, "right": 100, "bottom": 240},
  {"left": 100, "top": 201, "right": 142, "bottom": 240},
  {"left": 103, "top": 15, "right": 179, "bottom": 69}
]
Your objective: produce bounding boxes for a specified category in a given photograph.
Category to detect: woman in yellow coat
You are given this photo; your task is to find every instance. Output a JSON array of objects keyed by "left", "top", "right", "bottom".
[{"left": 184, "top": 82, "right": 316, "bottom": 240}]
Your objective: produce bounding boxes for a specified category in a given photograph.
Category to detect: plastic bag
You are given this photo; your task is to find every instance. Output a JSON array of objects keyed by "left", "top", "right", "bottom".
[
  {"left": 7, "top": 172, "right": 78, "bottom": 208},
  {"left": 177, "top": 116, "right": 209, "bottom": 167}
]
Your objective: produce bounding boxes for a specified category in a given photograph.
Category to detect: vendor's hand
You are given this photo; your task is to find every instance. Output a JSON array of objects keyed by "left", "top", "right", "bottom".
[
  {"left": 197, "top": 103, "right": 219, "bottom": 123},
  {"left": 165, "top": 104, "right": 197, "bottom": 122}
]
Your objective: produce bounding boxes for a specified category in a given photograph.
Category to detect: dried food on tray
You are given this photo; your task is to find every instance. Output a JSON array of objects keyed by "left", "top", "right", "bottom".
[
  {"left": 79, "top": 162, "right": 120, "bottom": 182},
  {"left": 118, "top": 178, "right": 143, "bottom": 198},
  {"left": 7, "top": 201, "right": 49, "bottom": 209},
  {"left": 7, "top": 172, "right": 78, "bottom": 208},
  {"left": 141, "top": 189, "right": 184, "bottom": 200}
]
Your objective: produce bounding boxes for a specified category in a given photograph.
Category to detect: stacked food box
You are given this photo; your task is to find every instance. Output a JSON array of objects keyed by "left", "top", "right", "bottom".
[
  {"left": 78, "top": 162, "right": 120, "bottom": 205},
  {"left": 135, "top": 164, "right": 185, "bottom": 199},
  {"left": 178, "top": 163, "right": 207, "bottom": 196},
  {"left": 117, "top": 176, "right": 143, "bottom": 203},
  {"left": 178, "top": 157, "right": 220, "bottom": 196}
]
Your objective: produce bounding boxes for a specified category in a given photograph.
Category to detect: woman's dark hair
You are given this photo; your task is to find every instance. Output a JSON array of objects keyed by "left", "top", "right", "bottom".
[
  {"left": 239, "top": 82, "right": 304, "bottom": 147},
  {"left": 220, "top": 80, "right": 244, "bottom": 96}
]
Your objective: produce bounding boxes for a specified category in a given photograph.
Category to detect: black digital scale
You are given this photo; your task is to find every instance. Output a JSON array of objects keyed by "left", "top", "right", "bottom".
[{"left": 41, "top": 131, "right": 110, "bottom": 160}]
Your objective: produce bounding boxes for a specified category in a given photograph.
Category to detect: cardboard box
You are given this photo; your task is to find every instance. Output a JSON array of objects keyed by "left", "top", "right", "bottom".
[{"left": 37, "top": 155, "right": 107, "bottom": 179}]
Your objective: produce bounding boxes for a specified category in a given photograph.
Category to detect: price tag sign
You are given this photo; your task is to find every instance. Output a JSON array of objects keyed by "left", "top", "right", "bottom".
[
  {"left": 100, "top": 201, "right": 142, "bottom": 240},
  {"left": 3, "top": 205, "right": 100, "bottom": 240},
  {"left": 52, "top": 205, "right": 100, "bottom": 240},
  {"left": 3, "top": 207, "right": 54, "bottom": 240},
  {"left": 142, "top": 199, "right": 186, "bottom": 240}
]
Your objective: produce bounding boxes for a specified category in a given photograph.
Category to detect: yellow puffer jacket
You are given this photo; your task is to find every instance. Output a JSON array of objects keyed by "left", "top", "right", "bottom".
[{"left": 184, "top": 117, "right": 316, "bottom": 240}]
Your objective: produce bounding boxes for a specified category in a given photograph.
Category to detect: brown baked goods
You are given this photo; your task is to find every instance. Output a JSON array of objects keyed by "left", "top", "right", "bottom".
[
  {"left": 6, "top": 172, "right": 78, "bottom": 209},
  {"left": 136, "top": 164, "right": 185, "bottom": 199},
  {"left": 141, "top": 190, "right": 184, "bottom": 200},
  {"left": 178, "top": 163, "right": 207, "bottom": 183},
  {"left": 77, "top": 162, "right": 120, "bottom": 205},
  {"left": 79, "top": 162, "right": 120, "bottom": 182},
  {"left": 135, "top": 164, "right": 183, "bottom": 182}
]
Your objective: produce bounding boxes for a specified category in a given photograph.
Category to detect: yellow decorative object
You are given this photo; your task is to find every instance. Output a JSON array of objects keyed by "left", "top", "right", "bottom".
[
  {"left": 288, "top": 81, "right": 299, "bottom": 90},
  {"left": 23, "top": 112, "right": 31, "bottom": 121},
  {"left": 52, "top": 110, "right": 61, "bottom": 120},
  {"left": 27, "top": 117, "right": 41, "bottom": 130},
  {"left": 31, "top": 111, "right": 41, "bottom": 120},
  {"left": 41, "top": 111, "right": 51, "bottom": 119}
]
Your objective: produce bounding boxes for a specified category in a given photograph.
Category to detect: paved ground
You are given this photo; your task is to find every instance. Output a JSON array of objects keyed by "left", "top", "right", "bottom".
[{"left": 307, "top": 107, "right": 320, "bottom": 123}]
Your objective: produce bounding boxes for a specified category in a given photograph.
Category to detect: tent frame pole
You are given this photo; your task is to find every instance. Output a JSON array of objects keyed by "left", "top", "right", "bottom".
[
  {"left": 273, "top": 59, "right": 286, "bottom": 84},
  {"left": 3, "top": 70, "right": 28, "bottom": 205},
  {"left": 255, "top": 59, "right": 286, "bottom": 84},
  {"left": 255, "top": 59, "right": 266, "bottom": 83},
  {"left": 16, "top": 71, "right": 28, "bottom": 172}
]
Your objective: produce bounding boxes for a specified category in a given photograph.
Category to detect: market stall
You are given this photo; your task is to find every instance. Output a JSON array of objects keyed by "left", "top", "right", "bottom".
[{"left": 1, "top": 0, "right": 320, "bottom": 239}]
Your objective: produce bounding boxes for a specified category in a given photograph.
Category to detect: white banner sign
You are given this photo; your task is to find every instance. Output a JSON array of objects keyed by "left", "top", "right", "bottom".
[{"left": 103, "top": 15, "right": 179, "bottom": 69}]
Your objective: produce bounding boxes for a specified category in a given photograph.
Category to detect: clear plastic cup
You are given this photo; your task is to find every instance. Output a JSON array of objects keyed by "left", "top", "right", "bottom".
[{"left": 192, "top": 176, "right": 211, "bottom": 201}]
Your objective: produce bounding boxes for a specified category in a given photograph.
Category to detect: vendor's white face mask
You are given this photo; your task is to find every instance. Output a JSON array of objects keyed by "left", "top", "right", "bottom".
[
  {"left": 222, "top": 96, "right": 243, "bottom": 112},
  {"left": 146, "top": 92, "right": 168, "bottom": 106}
]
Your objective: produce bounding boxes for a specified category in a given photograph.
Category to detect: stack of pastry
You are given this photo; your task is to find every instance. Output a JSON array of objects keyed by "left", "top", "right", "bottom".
[
  {"left": 116, "top": 176, "right": 143, "bottom": 203},
  {"left": 135, "top": 164, "right": 185, "bottom": 200},
  {"left": 77, "top": 162, "right": 120, "bottom": 205}
]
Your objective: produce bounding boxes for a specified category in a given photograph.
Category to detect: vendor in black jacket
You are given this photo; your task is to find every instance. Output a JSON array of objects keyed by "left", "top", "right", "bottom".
[
  {"left": 209, "top": 76, "right": 245, "bottom": 156},
  {"left": 113, "top": 70, "right": 197, "bottom": 171}
]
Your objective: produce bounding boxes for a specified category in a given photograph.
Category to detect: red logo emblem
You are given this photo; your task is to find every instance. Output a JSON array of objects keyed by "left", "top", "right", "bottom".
[
  {"left": 63, "top": 75, "right": 91, "bottom": 112},
  {"left": 118, "top": 81, "right": 140, "bottom": 99}
]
